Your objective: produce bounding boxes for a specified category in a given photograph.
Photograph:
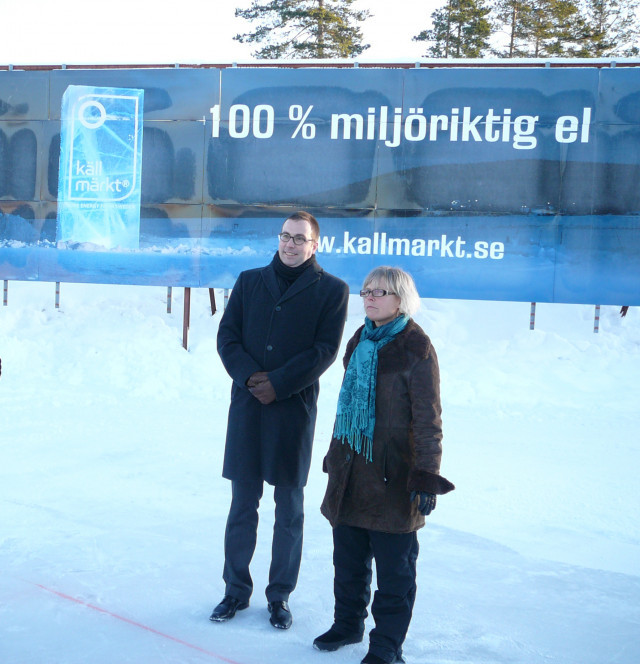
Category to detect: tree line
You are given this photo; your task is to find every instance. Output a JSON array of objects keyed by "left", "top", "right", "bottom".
[{"left": 233, "top": 0, "right": 640, "bottom": 59}]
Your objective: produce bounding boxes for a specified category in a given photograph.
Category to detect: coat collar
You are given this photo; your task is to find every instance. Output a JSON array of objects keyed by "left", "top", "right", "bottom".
[
  {"left": 261, "top": 260, "right": 323, "bottom": 304},
  {"left": 346, "top": 319, "right": 431, "bottom": 362}
]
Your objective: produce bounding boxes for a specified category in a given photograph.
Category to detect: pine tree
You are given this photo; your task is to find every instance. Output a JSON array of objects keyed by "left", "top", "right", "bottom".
[
  {"left": 492, "top": 0, "right": 537, "bottom": 56},
  {"left": 541, "top": 0, "right": 590, "bottom": 56},
  {"left": 578, "top": 0, "right": 640, "bottom": 56},
  {"left": 413, "top": 0, "right": 493, "bottom": 58},
  {"left": 492, "top": 0, "right": 590, "bottom": 57},
  {"left": 233, "top": 0, "right": 370, "bottom": 59}
]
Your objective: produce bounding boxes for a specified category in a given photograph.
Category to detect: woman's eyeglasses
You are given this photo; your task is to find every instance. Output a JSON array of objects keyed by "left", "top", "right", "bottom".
[{"left": 360, "top": 289, "right": 396, "bottom": 298}]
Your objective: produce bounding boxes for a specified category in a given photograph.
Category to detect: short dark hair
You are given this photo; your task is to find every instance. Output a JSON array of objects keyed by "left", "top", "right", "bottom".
[{"left": 285, "top": 211, "right": 320, "bottom": 240}]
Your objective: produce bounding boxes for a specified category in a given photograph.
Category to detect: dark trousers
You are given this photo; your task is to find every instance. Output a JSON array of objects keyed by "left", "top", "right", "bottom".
[
  {"left": 332, "top": 524, "right": 419, "bottom": 662},
  {"left": 222, "top": 479, "right": 304, "bottom": 603}
]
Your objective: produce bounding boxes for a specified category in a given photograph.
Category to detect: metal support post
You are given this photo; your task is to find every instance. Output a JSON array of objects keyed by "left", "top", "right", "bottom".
[
  {"left": 209, "top": 288, "right": 217, "bottom": 315},
  {"left": 594, "top": 305, "right": 601, "bottom": 333},
  {"left": 167, "top": 286, "right": 172, "bottom": 314},
  {"left": 55, "top": 282, "right": 61, "bottom": 309},
  {"left": 3, "top": 280, "right": 7, "bottom": 306},
  {"left": 529, "top": 302, "right": 536, "bottom": 330},
  {"left": 182, "top": 287, "right": 191, "bottom": 350},
  {"left": 223, "top": 288, "right": 230, "bottom": 310}
]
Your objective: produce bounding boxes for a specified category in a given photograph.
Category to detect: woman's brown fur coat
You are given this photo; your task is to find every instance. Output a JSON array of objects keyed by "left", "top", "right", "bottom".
[{"left": 320, "top": 319, "right": 454, "bottom": 533}]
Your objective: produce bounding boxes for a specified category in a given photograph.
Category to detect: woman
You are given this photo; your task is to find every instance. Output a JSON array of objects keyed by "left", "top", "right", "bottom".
[{"left": 314, "top": 267, "right": 455, "bottom": 664}]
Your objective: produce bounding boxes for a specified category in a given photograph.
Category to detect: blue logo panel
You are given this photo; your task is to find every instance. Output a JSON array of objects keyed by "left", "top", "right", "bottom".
[{"left": 57, "top": 85, "right": 144, "bottom": 249}]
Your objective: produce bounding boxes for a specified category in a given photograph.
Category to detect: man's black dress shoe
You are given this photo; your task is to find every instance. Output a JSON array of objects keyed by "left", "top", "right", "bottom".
[
  {"left": 313, "top": 625, "right": 363, "bottom": 651},
  {"left": 209, "top": 595, "right": 249, "bottom": 622},
  {"left": 267, "top": 600, "right": 292, "bottom": 629}
]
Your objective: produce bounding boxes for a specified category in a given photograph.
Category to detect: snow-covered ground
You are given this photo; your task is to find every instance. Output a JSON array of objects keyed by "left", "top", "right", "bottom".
[{"left": 2, "top": 281, "right": 639, "bottom": 664}]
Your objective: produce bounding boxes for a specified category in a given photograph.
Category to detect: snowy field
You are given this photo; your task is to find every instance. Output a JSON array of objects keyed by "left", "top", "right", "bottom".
[{"left": 1, "top": 280, "right": 639, "bottom": 664}]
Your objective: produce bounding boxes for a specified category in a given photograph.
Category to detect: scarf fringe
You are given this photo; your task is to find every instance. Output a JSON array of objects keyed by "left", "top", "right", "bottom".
[{"left": 333, "top": 410, "right": 374, "bottom": 462}]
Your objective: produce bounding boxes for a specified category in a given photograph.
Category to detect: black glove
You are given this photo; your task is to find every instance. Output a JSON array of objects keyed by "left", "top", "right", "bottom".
[{"left": 410, "top": 491, "right": 437, "bottom": 516}]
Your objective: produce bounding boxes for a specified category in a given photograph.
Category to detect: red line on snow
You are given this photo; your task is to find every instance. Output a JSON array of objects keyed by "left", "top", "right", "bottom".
[{"left": 32, "top": 582, "right": 244, "bottom": 664}]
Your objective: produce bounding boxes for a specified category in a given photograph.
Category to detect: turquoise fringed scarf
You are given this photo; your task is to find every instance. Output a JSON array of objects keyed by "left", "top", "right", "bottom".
[{"left": 333, "top": 314, "right": 409, "bottom": 462}]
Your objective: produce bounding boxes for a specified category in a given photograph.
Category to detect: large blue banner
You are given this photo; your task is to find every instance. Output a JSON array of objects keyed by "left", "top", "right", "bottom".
[{"left": 0, "top": 64, "right": 638, "bottom": 304}]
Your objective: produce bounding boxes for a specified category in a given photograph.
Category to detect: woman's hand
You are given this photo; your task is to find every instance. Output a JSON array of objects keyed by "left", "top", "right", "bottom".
[{"left": 410, "top": 491, "right": 437, "bottom": 516}]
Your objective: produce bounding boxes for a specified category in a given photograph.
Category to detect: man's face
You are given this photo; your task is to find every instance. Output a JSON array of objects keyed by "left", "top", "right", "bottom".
[{"left": 278, "top": 218, "right": 318, "bottom": 268}]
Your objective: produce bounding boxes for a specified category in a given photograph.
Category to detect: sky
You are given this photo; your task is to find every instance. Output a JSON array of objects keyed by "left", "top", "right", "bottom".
[{"left": 0, "top": 0, "right": 442, "bottom": 66}]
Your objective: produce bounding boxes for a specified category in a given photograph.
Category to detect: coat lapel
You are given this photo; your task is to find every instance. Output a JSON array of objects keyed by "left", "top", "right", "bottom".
[{"left": 261, "top": 264, "right": 282, "bottom": 303}]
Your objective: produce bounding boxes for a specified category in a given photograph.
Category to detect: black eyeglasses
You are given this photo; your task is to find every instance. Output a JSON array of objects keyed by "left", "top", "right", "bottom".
[
  {"left": 278, "top": 232, "right": 315, "bottom": 246},
  {"left": 360, "top": 289, "right": 397, "bottom": 298}
]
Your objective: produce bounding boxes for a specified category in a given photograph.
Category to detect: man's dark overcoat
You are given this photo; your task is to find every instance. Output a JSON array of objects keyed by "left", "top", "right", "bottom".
[
  {"left": 321, "top": 319, "right": 455, "bottom": 533},
  {"left": 217, "top": 259, "right": 349, "bottom": 488}
]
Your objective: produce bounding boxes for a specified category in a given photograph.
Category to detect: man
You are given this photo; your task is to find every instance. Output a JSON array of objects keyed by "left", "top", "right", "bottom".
[{"left": 211, "top": 211, "right": 349, "bottom": 630}]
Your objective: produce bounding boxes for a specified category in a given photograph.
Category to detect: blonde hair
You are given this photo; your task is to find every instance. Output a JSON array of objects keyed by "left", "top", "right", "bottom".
[{"left": 362, "top": 266, "right": 421, "bottom": 317}]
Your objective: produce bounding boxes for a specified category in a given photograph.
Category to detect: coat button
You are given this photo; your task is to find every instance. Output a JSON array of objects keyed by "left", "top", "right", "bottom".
[
  {"left": 345, "top": 453, "right": 351, "bottom": 461},
  {"left": 267, "top": 345, "right": 273, "bottom": 351},
  {"left": 275, "top": 306, "right": 281, "bottom": 311}
]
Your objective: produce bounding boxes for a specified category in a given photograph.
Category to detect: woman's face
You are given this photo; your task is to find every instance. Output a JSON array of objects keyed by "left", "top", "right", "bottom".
[{"left": 363, "top": 279, "right": 401, "bottom": 327}]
